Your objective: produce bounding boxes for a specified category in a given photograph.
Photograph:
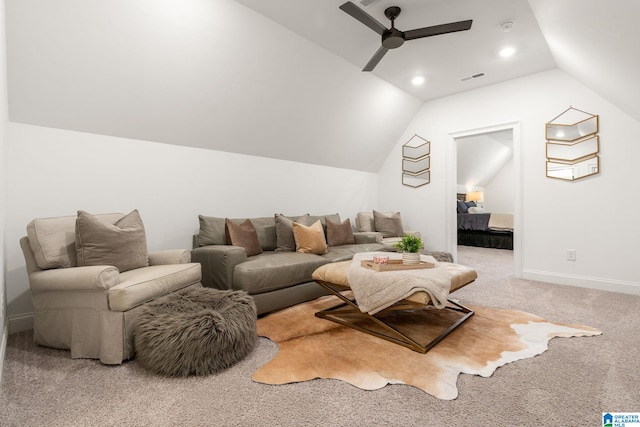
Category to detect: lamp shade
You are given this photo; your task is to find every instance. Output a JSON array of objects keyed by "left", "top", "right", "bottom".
[{"left": 466, "top": 191, "right": 483, "bottom": 203}]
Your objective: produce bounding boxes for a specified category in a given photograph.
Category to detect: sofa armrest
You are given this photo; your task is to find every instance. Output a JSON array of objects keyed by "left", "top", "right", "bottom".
[
  {"left": 353, "top": 232, "right": 383, "bottom": 244},
  {"left": 148, "top": 249, "right": 191, "bottom": 265},
  {"left": 190, "top": 245, "right": 247, "bottom": 290},
  {"left": 29, "top": 266, "right": 120, "bottom": 292}
]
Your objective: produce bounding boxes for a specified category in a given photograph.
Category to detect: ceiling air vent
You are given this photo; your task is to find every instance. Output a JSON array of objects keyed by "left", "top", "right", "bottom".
[{"left": 459, "top": 72, "right": 485, "bottom": 82}]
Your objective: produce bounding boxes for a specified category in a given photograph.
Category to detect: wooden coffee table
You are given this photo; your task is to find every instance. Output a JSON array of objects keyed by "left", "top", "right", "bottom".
[{"left": 311, "top": 260, "right": 477, "bottom": 354}]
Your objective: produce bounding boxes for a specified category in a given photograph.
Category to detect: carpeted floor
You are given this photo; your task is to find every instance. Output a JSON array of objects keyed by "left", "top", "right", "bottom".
[{"left": 1, "top": 246, "right": 638, "bottom": 426}]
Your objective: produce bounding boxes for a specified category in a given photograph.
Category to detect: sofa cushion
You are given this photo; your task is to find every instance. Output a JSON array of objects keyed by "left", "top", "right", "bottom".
[
  {"left": 306, "top": 213, "right": 341, "bottom": 235},
  {"left": 109, "top": 263, "right": 202, "bottom": 311},
  {"left": 373, "top": 210, "right": 404, "bottom": 238},
  {"left": 225, "top": 219, "right": 263, "bottom": 257},
  {"left": 292, "top": 220, "right": 328, "bottom": 255},
  {"left": 199, "top": 216, "right": 276, "bottom": 250},
  {"left": 27, "top": 213, "right": 124, "bottom": 270},
  {"left": 198, "top": 215, "right": 226, "bottom": 246},
  {"left": 274, "top": 214, "right": 310, "bottom": 252},
  {"left": 326, "top": 218, "right": 356, "bottom": 246},
  {"left": 76, "top": 210, "right": 149, "bottom": 273},
  {"left": 232, "top": 252, "right": 329, "bottom": 294},
  {"left": 247, "top": 217, "right": 277, "bottom": 251},
  {"left": 356, "top": 212, "right": 375, "bottom": 233}
]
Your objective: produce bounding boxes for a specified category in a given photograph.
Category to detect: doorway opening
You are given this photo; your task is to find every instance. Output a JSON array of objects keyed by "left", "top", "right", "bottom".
[{"left": 445, "top": 122, "right": 522, "bottom": 278}]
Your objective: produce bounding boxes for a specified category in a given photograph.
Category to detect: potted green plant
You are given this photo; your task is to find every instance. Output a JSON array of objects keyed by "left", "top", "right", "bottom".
[{"left": 394, "top": 235, "right": 424, "bottom": 264}]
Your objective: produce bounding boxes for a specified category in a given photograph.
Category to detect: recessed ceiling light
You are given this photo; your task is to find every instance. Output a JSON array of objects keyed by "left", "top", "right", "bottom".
[
  {"left": 499, "top": 47, "right": 516, "bottom": 58},
  {"left": 411, "top": 76, "right": 425, "bottom": 86}
]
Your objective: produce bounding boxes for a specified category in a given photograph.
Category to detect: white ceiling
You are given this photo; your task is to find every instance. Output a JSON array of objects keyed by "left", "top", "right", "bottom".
[
  {"left": 235, "top": 0, "right": 557, "bottom": 102},
  {"left": 5, "top": 0, "right": 640, "bottom": 172}
]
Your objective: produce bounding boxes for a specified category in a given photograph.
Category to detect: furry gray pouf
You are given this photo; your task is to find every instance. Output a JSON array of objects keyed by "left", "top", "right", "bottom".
[{"left": 134, "top": 287, "right": 257, "bottom": 377}]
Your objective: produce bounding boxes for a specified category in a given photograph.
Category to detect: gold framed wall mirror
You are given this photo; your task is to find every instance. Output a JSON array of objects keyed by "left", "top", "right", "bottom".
[
  {"left": 545, "top": 107, "right": 599, "bottom": 181},
  {"left": 402, "top": 134, "right": 430, "bottom": 188}
]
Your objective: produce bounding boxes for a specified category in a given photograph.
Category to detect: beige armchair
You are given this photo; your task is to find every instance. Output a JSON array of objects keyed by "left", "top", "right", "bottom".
[
  {"left": 355, "top": 210, "right": 421, "bottom": 251},
  {"left": 20, "top": 211, "right": 202, "bottom": 364}
]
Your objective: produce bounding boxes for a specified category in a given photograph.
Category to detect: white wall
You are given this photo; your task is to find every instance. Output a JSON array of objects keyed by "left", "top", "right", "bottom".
[
  {"left": 483, "top": 158, "right": 514, "bottom": 213},
  {"left": 1, "top": 0, "right": 9, "bottom": 384},
  {"left": 378, "top": 68, "right": 640, "bottom": 294},
  {"left": 4, "top": 123, "right": 379, "bottom": 332}
]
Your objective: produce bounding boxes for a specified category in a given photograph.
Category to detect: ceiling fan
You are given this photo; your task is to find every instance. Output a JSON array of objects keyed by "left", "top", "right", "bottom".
[{"left": 339, "top": 1, "right": 473, "bottom": 71}]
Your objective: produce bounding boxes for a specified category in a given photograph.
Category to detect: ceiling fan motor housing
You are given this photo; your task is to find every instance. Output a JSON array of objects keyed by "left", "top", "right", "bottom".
[{"left": 383, "top": 28, "right": 405, "bottom": 48}]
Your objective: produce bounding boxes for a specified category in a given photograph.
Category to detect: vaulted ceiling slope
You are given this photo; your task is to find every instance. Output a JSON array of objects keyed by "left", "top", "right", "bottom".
[
  {"left": 529, "top": 0, "right": 640, "bottom": 123},
  {"left": 5, "top": 0, "right": 422, "bottom": 173},
  {"left": 6, "top": 1, "right": 640, "bottom": 174}
]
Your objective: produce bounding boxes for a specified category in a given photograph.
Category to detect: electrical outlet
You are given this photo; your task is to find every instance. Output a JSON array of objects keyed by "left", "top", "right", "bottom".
[{"left": 566, "top": 249, "right": 576, "bottom": 261}]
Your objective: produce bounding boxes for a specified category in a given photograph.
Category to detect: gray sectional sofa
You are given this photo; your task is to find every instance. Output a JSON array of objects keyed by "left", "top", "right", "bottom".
[{"left": 191, "top": 213, "right": 386, "bottom": 315}]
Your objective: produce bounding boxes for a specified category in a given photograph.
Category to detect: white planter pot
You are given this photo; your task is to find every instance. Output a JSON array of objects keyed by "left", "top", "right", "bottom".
[{"left": 402, "top": 252, "right": 421, "bottom": 265}]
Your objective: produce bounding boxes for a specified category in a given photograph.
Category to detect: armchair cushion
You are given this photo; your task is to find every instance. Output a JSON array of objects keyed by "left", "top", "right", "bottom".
[
  {"left": 109, "top": 263, "right": 202, "bottom": 311},
  {"left": 27, "top": 213, "right": 123, "bottom": 270},
  {"left": 75, "top": 210, "right": 149, "bottom": 272},
  {"left": 148, "top": 249, "right": 191, "bottom": 265}
]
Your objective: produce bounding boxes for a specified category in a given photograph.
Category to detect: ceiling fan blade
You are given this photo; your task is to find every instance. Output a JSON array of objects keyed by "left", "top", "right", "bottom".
[
  {"left": 339, "top": 1, "right": 387, "bottom": 36},
  {"left": 363, "top": 46, "right": 389, "bottom": 71},
  {"left": 404, "top": 20, "right": 473, "bottom": 41}
]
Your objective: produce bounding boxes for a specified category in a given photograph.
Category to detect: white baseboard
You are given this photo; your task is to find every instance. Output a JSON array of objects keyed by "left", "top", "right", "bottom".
[
  {"left": 522, "top": 270, "right": 640, "bottom": 295},
  {"left": 8, "top": 312, "right": 33, "bottom": 334}
]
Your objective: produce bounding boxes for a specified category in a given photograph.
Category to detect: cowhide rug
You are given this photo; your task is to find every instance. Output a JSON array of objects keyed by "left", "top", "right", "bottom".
[{"left": 252, "top": 294, "right": 601, "bottom": 400}]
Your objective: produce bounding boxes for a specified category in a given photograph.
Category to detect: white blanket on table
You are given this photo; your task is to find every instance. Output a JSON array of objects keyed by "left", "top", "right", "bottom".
[
  {"left": 347, "top": 252, "right": 452, "bottom": 315},
  {"left": 488, "top": 213, "right": 514, "bottom": 231}
]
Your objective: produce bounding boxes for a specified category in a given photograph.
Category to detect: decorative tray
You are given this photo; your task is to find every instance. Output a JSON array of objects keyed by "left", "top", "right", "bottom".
[{"left": 361, "top": 259, "right": 435, "bottom": 272}]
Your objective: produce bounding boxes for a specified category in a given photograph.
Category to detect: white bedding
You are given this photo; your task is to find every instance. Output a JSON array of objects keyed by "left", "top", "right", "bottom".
[{"left": 488, "top": 213, "right": 514, "bottom": 231}]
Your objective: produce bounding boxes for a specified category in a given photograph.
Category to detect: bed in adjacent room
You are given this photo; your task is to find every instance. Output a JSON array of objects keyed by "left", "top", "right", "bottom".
[{"left": 456, "top": 194, "right": 513, "bottom": 250}]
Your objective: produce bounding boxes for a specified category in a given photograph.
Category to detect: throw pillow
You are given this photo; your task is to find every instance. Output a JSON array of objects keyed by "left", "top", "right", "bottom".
[
  {"left": 305, "top": 213, "right": 341, "bottom": 235},
  {"left": 457, "top": 201, "right": 469, "bottom": 214},
  {"left": 197, "top": 215, "right": 227, "bottom": 246},
  {"left": 274, "top": 214, "right": 312, "bottom": 252},
  {"left": 373, "top": 210, "right": 404, "bottom": 238},
  {"left": 75, "top": 209, "right": 149, "bottom": 272},
  {"left": 356, "top": 212, "right": 375, "bottom": 232},
  {"left": 326, "top": 218, "right": 356, "bottom": 246},
  {"left": 225, "top": 219, "right": 263, "bottom": 257},
  {"left": 292, "top": 220, "right": 327, "bottom": 254}
]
